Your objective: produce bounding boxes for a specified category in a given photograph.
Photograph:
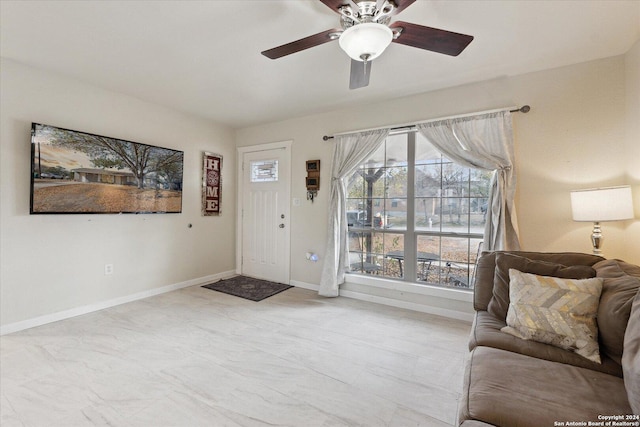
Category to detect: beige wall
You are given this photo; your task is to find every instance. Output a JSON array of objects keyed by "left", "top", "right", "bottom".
[
  {"left": 0, "top": 59, "right": 237, "bottom": 328},
  {"left": 236, "top": 51, "right": 639, "bottom": 294},
  {"left": 513, "top": 56, "right": 629, "bottom": 257},
  {"left": 625, "top": 39, "right": 640, "bottom": 264},
  {"left": 2, "top": 44, "right": 637, "bottom": 329}
]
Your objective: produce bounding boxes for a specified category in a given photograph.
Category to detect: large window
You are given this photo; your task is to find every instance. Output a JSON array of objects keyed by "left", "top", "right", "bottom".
[{"left": 346, "top": 131, "right": 491, "bottom": 290}]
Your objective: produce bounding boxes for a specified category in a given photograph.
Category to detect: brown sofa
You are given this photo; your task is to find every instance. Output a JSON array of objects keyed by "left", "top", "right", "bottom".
[{"left": 458, "top": 251, "right": 640, "bottom": 427}]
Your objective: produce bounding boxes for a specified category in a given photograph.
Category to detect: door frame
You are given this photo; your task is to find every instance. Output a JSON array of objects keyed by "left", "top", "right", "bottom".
[{"left": 236, "top": 140, "right": 292, "bottom": 280}]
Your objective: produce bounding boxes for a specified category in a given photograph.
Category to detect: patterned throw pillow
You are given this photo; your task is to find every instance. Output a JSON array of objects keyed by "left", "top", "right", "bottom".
[
  {"left": 501, "top": 269, "right": 604, "bottom": 363},
  {"left": 488, "top": 253, "right": 596, "bottom": 321}
]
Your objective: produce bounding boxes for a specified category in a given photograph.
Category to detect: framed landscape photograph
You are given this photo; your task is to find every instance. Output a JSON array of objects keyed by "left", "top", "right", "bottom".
[{"left": 30, "top": 123, "right": 184, "bottom": 214}]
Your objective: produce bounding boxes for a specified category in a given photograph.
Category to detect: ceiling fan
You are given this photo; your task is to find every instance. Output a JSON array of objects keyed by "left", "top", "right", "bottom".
[{"left": 261, "top": 0, "right": 474, "bottom": 89}]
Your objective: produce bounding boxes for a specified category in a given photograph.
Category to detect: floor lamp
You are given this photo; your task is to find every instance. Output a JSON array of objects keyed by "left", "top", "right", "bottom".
[{"left": 570, "top": 185, "right": 634, "bottom": 255}]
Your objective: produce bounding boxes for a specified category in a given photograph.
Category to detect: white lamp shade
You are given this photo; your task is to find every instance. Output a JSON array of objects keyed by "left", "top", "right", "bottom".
[
  {"left": 339, "top": 23, "right": 393, "bottom": 62},
  {"left": 570, "top": 185, "right": 634, "bottom": 222}
]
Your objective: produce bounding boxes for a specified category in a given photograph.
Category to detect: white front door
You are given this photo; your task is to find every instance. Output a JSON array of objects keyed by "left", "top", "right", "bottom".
[{"left": 240, "top": 145, "right": 291, "bottom": 284}]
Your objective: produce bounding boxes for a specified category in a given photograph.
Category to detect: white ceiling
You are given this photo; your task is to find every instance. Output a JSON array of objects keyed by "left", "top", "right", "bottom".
[{"left": 1, "top": 1, "right": 639, "bottom": 128}]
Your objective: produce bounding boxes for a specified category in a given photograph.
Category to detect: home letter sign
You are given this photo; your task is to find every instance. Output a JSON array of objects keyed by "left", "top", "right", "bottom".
[{"left": 202, "top": 152, "right": 222, "bottom": 216}]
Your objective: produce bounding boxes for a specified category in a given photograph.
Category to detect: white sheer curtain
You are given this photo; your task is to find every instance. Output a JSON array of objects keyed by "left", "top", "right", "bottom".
[
  {"left": 319, "top": 129, "right": 390, "bottom": 297},
  {"left": 416, "top": 111, "right": 520, "bottom": 250}
]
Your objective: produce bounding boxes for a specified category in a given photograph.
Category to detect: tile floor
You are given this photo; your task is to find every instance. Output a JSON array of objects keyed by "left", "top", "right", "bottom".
[{"left": 0, "top": 286, "right": 471, "bottom": 427}]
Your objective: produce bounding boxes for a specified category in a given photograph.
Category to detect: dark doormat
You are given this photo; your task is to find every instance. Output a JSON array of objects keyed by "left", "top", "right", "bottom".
[{"left": 202, "top": 276, "right": 293, "bottom": 302}]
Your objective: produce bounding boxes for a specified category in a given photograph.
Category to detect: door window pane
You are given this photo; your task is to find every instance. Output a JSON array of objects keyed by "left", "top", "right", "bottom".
[{"left": 250, "top": 160, "right": 278, "bottom": 182}]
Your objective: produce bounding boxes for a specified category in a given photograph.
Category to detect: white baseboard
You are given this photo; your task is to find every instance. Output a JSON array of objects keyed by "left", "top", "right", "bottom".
[
  {"left": 290, "top": 279, "right": 473, "bottom": 322},
  {"left": 339, "top": 289, "right": 473, "bottom": 322},
  {"left": 290, "top": 280, "right": 320, "bottom": 291},
  {"left": 0, "top": 270, "right": 236, "bottom": 336}
]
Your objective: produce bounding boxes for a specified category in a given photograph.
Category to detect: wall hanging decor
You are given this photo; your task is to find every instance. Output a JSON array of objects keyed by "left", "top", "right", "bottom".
[
  {"left": 202, "top": 152, "right": 223, "bottom": 216},
  {"left": 306, "top": 159, "right": 320, "bottom": 202},
  {"left": 30, "top": 123, "right": 184, "bottom": 214}
]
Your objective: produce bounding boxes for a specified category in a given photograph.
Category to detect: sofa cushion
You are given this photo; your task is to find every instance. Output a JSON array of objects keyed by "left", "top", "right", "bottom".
[
  {"left": 622, "top": 287, "right": 640, "bottom": 414},
  {"left": 594, "top": 259, "right": 640, "bottom": 365},
  {"left": 459, "top": 346, "right": 632, "bottom": 427},
  {"left": 487, "top": 253, "right": 597, "bottom": 320},
  {"left": 474, "top": 251, "right": 603, "bottom": 312},
  {"left": 469, "top": 311, "right": 623, "bottom": 376},
  {"left": 501, "top": 269, "right": 604, "bottom": 363}
]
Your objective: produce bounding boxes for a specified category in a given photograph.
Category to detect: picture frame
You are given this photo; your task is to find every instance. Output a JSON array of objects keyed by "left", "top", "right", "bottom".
[
  {"left": 30, "top": 123, "right": 184, "bottom": 214},
  {"left": 306, "top": 159, "right": 320, "bottom": 172},
  {"left": 305, "top": 176, "right": 319, "bottom": 190},
  {"left": 202, "top": 151, "right": 222, "bottom": 216}
]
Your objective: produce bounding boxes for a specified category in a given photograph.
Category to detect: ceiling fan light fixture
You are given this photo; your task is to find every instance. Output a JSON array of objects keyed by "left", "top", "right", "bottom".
[{"left": 338, "top": 22, "right": 393, "bottom": 62}]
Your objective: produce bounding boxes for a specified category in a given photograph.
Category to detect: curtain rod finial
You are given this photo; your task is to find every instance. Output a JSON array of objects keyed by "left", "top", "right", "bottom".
[
  {"left": 323, "top": 135, "right": 333, "bottom": 141},
  {"left": 510, "top": 105, "right": 530, "bottom": 113}
]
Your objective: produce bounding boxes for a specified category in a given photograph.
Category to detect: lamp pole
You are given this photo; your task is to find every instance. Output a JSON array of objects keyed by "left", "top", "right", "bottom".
[{"left": 590, "top": 222, "right": 603, "bottom": 255}]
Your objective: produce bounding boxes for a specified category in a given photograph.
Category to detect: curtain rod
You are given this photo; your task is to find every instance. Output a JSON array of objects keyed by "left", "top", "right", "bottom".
[{"left": 322, "top": 105, "right": 531, "bottom": 141}]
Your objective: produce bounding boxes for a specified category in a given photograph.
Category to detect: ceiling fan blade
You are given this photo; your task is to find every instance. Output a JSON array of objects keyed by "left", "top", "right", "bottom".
[
  {"left": 389, "top": 0, "right": 417, "bottom": 15},
  {"left": 390, "top": 21, "right": 473, "bottom": 56},
  {"left": 262, "top": 28, "right": 342, "bottom": 59},
  {"left": 318, "top": 0, "right": 357, "bottom": 14},
  {"left": 349, "top": 59, "right": 371, "bottom": 90}
]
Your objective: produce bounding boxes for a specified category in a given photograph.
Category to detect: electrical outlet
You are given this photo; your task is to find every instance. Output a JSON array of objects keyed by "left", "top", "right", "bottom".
[{"left": 104, "top": 264, "right": 114, "bottom": 275}]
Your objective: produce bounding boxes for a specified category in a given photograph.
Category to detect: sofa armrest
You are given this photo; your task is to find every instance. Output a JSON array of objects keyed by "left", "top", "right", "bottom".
[{"left": 473, "top": 252, "right": 497, "bottom": 311}]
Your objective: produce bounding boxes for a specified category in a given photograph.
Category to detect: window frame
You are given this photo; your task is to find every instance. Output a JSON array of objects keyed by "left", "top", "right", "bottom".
[{"left": 346, "top": 130, "right": 487, "bottom": 290}]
